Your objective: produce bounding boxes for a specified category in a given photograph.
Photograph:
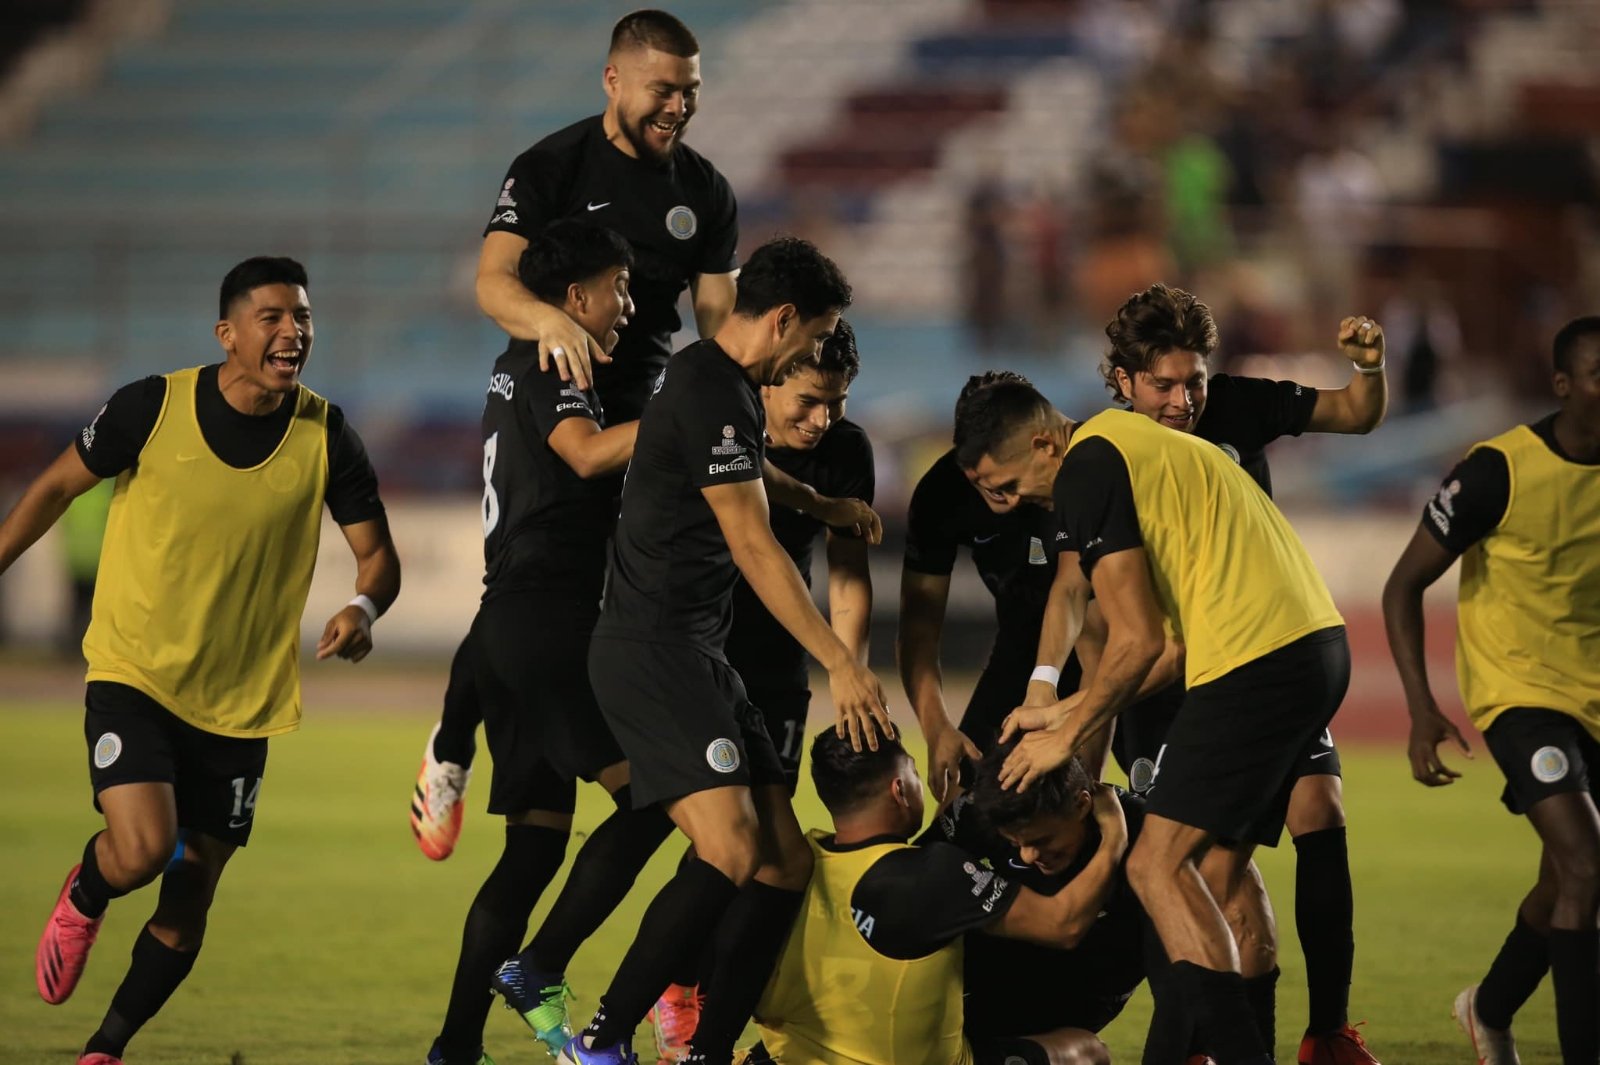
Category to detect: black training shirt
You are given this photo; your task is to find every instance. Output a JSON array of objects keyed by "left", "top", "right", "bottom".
[
  {"left": 485, "top": 116, "right": 739, "bottom": 422},
  {"left": 75, "top": 365, "right": 384, "bottom": 526},
  {"left": 480, "top": 341, "right": 617, "bottom": 608},
  {"left": 1051, "top": 437, "right": 1143, "bottom": 580},
  {"left": 597, "top": 339, "right": 763, "bottom": 654},
  {"left": 1194, "top": 372, "right": 1319, "bottom": 496},
  {"left": 724, "top": 419, "right": 875, "bottom": 692},
  {"left": 904, "top": 449, "right": 1058, "bottom": 642}
]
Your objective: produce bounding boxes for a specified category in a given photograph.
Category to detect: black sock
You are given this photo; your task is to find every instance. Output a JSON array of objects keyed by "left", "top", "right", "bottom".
[
  {"left": 1170, "top": 961, "right": 1268, "bottom": 1065},
  {"left": 668, "top": 845, "right": 710, "bottom": 989},
  {"left": 522, "top": 792, "right": 674, "bottom": 978},
  {"left": 81, "top": 927, "right": 199, "bottom": 1057},
  {"left": 1548, "top": 928, "right": 1599, "bottom": 1064},
  {"left": 587, "top": 858, "right": 741, "bottom": 1050},
  {"left": 432, "top": 638, "right": 482, "bottom": 767},
  {"left": 690, "top": 882, "right": 805, "bottom": 1061},
  {"left": 1244, "top": 967, "right": 1280, "bottom": 1052},
  {"left": 1476, "top": 913, "right": 1550, "bottom": 1029},
  {"left": 436, "top": 824, "right": 569, "bottom": 1056},
  {"left": 1294, "top": 826, "right": 1353, "bottom": 1035},
  {"left": 1141, "top": 925, "right": 1194, "bottom": 1065},
  {"left": 70, "top": 832, "right": 125, "bottom": 919}
]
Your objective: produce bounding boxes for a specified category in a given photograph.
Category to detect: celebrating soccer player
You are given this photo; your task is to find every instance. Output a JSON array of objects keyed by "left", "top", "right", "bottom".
[
  {"left": 1383, "top": 316, "right": 1600, "bottom": 1065},
  {"left": 11, "top": 257, "right": 399, "bottom": 1065}
]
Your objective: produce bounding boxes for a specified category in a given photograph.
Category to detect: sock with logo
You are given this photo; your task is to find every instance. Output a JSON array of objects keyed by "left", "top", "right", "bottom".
[
  {"left": 1475, "top": 913, "right": 1550, "bottom": 1029},
  {"left": 82, "top": 926, "right": 199, "bottom": 1057},
  {"left": 690, "top": 882, "right": 805, "bottom": 1060},
  {"left": 70, "top": 832, "right": 126, "bottom": 919},
  {"left": 1295, "top": 826, "right": 1354, "bottom": 1035}
]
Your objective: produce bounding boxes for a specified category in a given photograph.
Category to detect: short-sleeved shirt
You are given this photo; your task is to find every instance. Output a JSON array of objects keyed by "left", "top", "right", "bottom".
[
  {"left": 725, "top": 419, "right": 875, "bottom": 692},
  {"left": 485, "top": 116, "right": 739, "bottom": 422},
  {"left": 1050, "top": 437, "right": 1143, "bottom": 577},
  {"left": 480, "top": 341, "right": 617, "bottom": 608},
  {"left": 1194, "top": 372, "right": 1320, "bottom": 496},
  {"left": 1421, "top": 413, "right": 1592, "bottom": 555},
  {"left": 904, "top": 449, "right": 1058, "bottom": 642},
  {"left": 75, "top": 364, "right": 383, "bottom": 526},
  {"left": 597, "top": 339, "right": 764, "bottom": 654}
]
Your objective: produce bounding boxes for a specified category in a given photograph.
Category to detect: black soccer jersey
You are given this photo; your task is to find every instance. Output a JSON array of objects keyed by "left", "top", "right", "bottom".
[
  {"left": 904, "top": 449, "right": 1058, "bottom": 642},
  {"left": 480, "top": 341, "right": 616, "bottom": 608},
  {"left": 1194, "top": 372, "right": 1319, "bottom": 496},
  {"left": 485, "top": 116, "right": 739, "bottom": 422},
  {"left": 596, "top": 339, "right": 763, "bottom": 654},
  {"left": 76, "top": 365, "right": 382, "bottom": 526},
  {"left": 724, "top": 419, "right": 876, "bottom": 693}
]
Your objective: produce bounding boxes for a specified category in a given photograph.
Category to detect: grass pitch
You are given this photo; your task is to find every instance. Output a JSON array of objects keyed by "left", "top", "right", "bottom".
[{"left": 1, "top": 697, "right": 1559, "bottom": 1064}]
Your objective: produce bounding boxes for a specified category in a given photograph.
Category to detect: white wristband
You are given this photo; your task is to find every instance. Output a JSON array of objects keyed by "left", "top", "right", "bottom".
[
  {"left": 1355, "top": 360, "right": 1386, "bottom": 375},
  {"left": 1030, "top": 665, "right": 1061, "bottom": 687},
  {"left": 348, "top": 594, "right": 378, "bottom": 625}
]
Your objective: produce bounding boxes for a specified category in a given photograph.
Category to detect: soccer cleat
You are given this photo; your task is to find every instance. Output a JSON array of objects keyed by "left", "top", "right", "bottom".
[
  {"left": 425, "top": 1039, "right": 496, "bottom": 1065},
  {"left": 648, "top": 983, "right": 704, "bottom": 1064},
  {"left": 491, "top": 956, "right": 575, "bottom": 1057},
  {"left": 1298, "top": 1021, "right": 1380, "bottom": 1065},
  {"left": 1452, "top": 985, "right": 1520, "bottom": 1065},
  {"left": 557, "top": 1034, "right": 640, "bottom": 1065},
  {"left": 79, "top": 1055, "right": 123, "bottom": 1065},
  {"left": 1184, "top": 1057, "right": 1216, "bottom": 1065},
  {"left": 37, "top": 864, "right": 104, "bottom": 1004},
  {"left": 411, "top": 723, "right": 471, "bottom": 860}
]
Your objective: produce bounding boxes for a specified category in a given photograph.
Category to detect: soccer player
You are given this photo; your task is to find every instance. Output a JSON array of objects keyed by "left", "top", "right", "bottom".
[
  {"left": 1382, "top": 316, "right": 1600, "bottom": 1065},
  {"left": 967, "top": 381, "right": 1350, "bottom": 1065},
  {"left": 1026, "top": 284, "right": 1387, "bottom": 1063},
  {"left": 749, "top": 731, "right": 1127, "bottom": 1065},
  {"left": 899, "top": 371, "right": 1080, "bottom": 801},
  {"left": 651, "top": 319, "right": 876, "bottom": 1060},
  {"left": 7, "top": 257, "right": 398, "bottom": 1065},
  {"left": 561, "top": 236, "right": 890, "bottom": 1065}
]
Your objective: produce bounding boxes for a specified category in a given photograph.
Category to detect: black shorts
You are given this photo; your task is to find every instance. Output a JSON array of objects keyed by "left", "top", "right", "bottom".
[
  {"left": 590, "top": 634, "right": 787, "bottom": 809},
  {"left": 84, "top": 681, "right": 269, "bottom": 847},
  {"left": 958, "top": 647, "right": 1081, "bottom": 755},
  {"left": 1113, "top": 682, "right": 1343, "bottom": 798},
  {"left": 962, "top": 936, "right": 1133, "bottom": 1037},
  {"left": 1483, "top": 707, "right": 1600, "bottom": 815},
  {"left": 471, "top": 594, "right": 622, "bottom": 817},
  {"left": 747, "top": 685, "right": 811, "bottom": 796},
  {"left": 1144, "top": 627, "right": 1350, "bottom": 847}
]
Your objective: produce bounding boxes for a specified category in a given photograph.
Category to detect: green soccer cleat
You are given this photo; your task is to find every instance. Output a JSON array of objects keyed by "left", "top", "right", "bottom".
[{"left": 492, "top": 956, "right": 576, "bottom": 1057}]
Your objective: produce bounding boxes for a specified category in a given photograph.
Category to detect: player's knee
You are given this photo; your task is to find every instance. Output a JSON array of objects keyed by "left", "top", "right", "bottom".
[
  {"left": 694, "top": 823, "right": 762, "bottom": 885},
  {"left": 1550, "top": 846, "right": 1600, "bottom": 908},
  {"left": 1287, "top": 774, "right": 1345, "bottom": 835},
  {"left": 757, "top": 829, "right": 814, "bottom": 892},
  {"left": 105, "top": 824, "right": 179, "bottom": 887},
  {"left": 1125, "top": 841, "right": 1179, "bottom": 900}
]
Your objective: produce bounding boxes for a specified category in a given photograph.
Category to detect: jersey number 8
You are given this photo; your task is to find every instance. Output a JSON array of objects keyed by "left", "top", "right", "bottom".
[{"left": 482, "top": 432, "right": 500, "bottom": 538}]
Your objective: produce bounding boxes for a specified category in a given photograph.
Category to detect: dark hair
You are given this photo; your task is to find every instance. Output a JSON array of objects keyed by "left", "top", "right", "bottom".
[
  {"left": 810, "top": 729, "right": 908, "bottom": 815},
  {"left": 610, "top": 9, "right": 699, "bottom": 58},
  {"left": 733, "top": 237, "right": 852, "bottom": 323},
  {"left": 952, "top": 380, "right": 1054, "bottom": 470},
  {"left": 516, "top": 221, "right": 634, "bottom": 305},
  {"left": 218, "top": 256, "right": 308, "bottom": 319},
  {"left": 1552, "top": 316, "right": 1600, "bottom": 375},
  {"left": 1101, "top": 283, "right": 1218, "bottom": 402},
  {"left": 953, "top": 370, "right": 1033, "bottom": 448},
  {"left": 969, "top": 737, "right": 1093, "bottom": 832},
  {"left": 795, "top": 316, "right": 860, "bottom": 384}
]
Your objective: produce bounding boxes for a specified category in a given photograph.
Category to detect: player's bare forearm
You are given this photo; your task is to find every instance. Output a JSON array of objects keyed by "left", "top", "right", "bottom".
[
  {"left": 342, "top": 516, "right": 402, "bottom": 616},
  {"left": 549, "top": 418, "right": 639, "bottom": 480},
  {"left": 897, "top": 572, "right": 954, "bottom": 738},
  {"left": 826, "top": 535, "right": 872, "bottom": 664},
  {"left": 1070, "top": 549, "right": 1166, "bottom": 752},
  {"left": 690, "top": 271, "right": 737, "bottom": 338},
  {"left": 476, "top": 260, "right": 549, "bottom": 340},
  {"left": 1382, "top": 527, "right": 1456, "bottom": 716},
  {"left": 1034, "top": 555, "right": 1088, "bottom": 672},
  {"left": 761, "top": 459, "right": 817, "bottom": 512},
  {"left": 994, "top": 789, "right": 1127, "bottom": 947},
  {"left": 0, "top": 446, "right": 102, "bottom": 576},
  {"left": 1309, "top": 315, "right": 1388, "bottom": 433}
]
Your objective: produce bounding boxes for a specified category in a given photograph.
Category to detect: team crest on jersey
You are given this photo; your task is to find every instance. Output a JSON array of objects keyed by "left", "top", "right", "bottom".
[
  {"left": 1217, "top": 442, "right": 1242, "bottom": 465},
  {"left": 666, "top": 205, "right": 697, "bottom": 240},
  {"left": 497, "top": 179, "right": 516, "bottom": 208},
  {"left": 706, "top": 738, "right": 740, "bottom": 773},
  {"left": 1028, "top": 536, "right": 1047, "bottom": 565},
  {"left": 1531, "top": 745, "right": 1569, "bottom": 784},
  {"left": 1129, "top": 757, "right": 1159, "bottom": 794},
  {"left": 93, "top": 732, "right": 122, "bottom": 769},
  {"left": 712, "top": 426, "right": 746, "bottom": 457}
]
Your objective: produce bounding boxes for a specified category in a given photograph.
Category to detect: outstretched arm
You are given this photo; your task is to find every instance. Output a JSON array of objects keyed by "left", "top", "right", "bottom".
[
  {"left": 825, "top": 532, "right": 872, "bottom": 664},
  {"left": 762, "top": 459, "right": 883, "bottom": 544},
  {"left": 317, "top": 516, "right": 401, "bottom": 663},
  {"left": 0, "top": 446, "right": 103, "bottom": 576},
  {"left": 898, "top": 568, "right": 981, "bottom": 800},
  {"left": 1382, "top": 524, "right": 1472, "bottom": 785}
]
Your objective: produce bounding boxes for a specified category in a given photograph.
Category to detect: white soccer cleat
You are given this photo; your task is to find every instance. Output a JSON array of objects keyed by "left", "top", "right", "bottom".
[
  {"left": 1453, "top": 984, "right": 1520, "bottom": 1065},
  {"left": 411, "top": 723, "right": 471, "bottom": 860}
]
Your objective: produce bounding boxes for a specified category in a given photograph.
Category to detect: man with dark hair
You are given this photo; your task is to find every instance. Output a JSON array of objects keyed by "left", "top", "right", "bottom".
[
  {"left": 899, "top": 370, "right": 1082, "bottom": 805},
  {"left": 552, "top": 236, "right": 889, "bottom": 1065},
  {"left": 1383, "top": 316, "right": 1600, "bottom": 1065},
  {"left": 748, "top": 731, "right": 1127, "bottom": 1065},
  {"left": 13, "top": 256, "right": 399, "bottom": 1064},
  {"left": 970, "top": 382, "right": 1349, "bottom": 1065}
]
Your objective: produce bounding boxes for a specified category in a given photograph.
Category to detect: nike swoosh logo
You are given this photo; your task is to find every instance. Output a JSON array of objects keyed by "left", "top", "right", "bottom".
[
  {"left": 228, "top": 818, "right": 251, "bottom": 828},
  {"left": 1008, "top": 858, "right": 1032, "bottom": 869},
  {"left": 973, "top": 534, "right": 1000, "bottom": 544},
  {"left": 587, "top": 201, "right": 610, "bottom": 211},
  {"left": 1309, "top": 750, "right": 1336, "bottom": 759}
]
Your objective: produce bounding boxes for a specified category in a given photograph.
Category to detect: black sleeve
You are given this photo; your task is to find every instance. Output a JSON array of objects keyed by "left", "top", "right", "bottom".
[
  {"left": 523, "top": 364, "right": 602, "bottom": 443},
  {"left": 823, "top": 426, "right": 876, "bottom": 538},
  {"left": 683, "top": 373, "right": 763, "bottom": 488},
  {"left": 903, "top": 458, "right": 961, "bottom": 575},
  {"left": 851, "top": 843, "right": 1021, "bottom": 960},
  {"left": 325, "top": 406, "right": 386, "bottom": 526},
  {"left": 75, "top": 376, "right": 166, "bottom": 478},
  {"left": 1210, "top": 374, "right": 1319, "bottom": 448},
  {"left": 1421, "top": 446, "right": 1509, "bottom": 555},
  {"left": 483, "top": 147, "right": 570, "bottom": 240},
  {"left": 697, "top": 170, "right": 739, "bottom": 275},
  {"left": 1056, "top": 438, "right": 1143, "bottom": 578}
]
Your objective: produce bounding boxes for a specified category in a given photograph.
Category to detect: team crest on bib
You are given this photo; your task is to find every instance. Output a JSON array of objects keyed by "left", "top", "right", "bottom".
[
  {"left": 93, "top": 732, "right": 123, "bottom": 769},
  {"left": 265, "top": 455, "right": 302, "bottom": 493},
  {"left": 1129, "top": 757, "right": 1159, "bottom": 794},
  {"left": 1531, "top": 745, "right": 1569, "bottom": 784},
  {"left": 666, "top": 205, "right": 697, "bottom": 240},
  {"left": 1217, "top": 442, "right": 1242, "bottom": 465},
  {"left": 706, "top": 738, "right": 740, "bottom": 773}
]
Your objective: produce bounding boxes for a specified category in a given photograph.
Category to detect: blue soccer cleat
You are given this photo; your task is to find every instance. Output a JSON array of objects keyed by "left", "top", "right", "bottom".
[
  {"left": 491, "top": 956, "right": 575, "bottom": 1058},
  {"left": 556, "top": 1033, "right": 639, "bottom": 1065}
]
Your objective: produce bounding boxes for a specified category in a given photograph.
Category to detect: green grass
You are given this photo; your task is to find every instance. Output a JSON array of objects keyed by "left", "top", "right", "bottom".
[{"left": 1, "top": 699, "right": 1559, "bottom": 1064}]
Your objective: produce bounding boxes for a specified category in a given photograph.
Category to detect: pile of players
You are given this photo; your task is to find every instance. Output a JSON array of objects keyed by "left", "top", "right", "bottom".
[{"left": 5, "top": 8, "right": 1598, "bottom": 1065}]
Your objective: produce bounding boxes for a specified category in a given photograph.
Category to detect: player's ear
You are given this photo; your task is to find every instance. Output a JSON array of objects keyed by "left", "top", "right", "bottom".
[
  {"left": 602, "top": 61, "right": 622, "bottom": 100},
  {"left": 214, "top": 319, "right": 233, "bottom": 354},
  {"left": 1074, "top": 788, "right": 1093, "bottom": 820},
  {"left": 1113, "top": 367, "right": 1133, "bottom": 402},
  {"left": 1554, "top": 369, "right": 1571, "bottom": 399},
  {"left": 568, "top": 280, "right": 589, "bottom": 314}
]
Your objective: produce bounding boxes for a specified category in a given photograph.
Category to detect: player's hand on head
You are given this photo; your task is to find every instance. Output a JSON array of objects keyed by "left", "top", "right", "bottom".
[
  {"left": 535, "top": 305, "right": 610, "bottom": 391},
  {"left": 997, "top": 725, "right": 1074, "bottom": 794},
  {"left": 829, "top": 660, "right": 893, "bottom": 752},
  {"left": 817, "top": 496, "right": 882, "bottom": 545},
  {"left": 1407, "top": 703, "right": 1472, "bottom": 787},
  {"left": 926, "top": 726, "right": 981, "bottom": 802},
  {"left": 999, "top": 694, "right": 1075, "bottom": 744},
  {"left": 316, "top": 604, "right": 373, "bottom": 663},
  {"left": 1023, "top": 678, "right": 1061, "bottom": 709},
  {"left": 1337, "top": 315, "right": 1385, "bottom": 368}
]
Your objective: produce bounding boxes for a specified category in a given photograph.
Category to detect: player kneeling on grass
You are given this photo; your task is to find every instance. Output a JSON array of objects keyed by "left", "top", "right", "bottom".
[
  {"left": 745, "top": 730, "right": 1125, "bottom": 1065},
  {"left": 5, "top": 256, "right": 399, "bottom": 1065}
]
